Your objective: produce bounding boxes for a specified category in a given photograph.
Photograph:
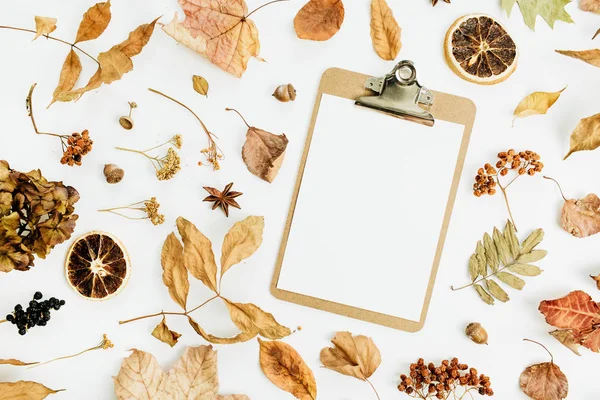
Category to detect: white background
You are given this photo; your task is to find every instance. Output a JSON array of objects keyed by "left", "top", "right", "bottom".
[{"left": 0, "top": 0, "right": 599, "bottom": 399}]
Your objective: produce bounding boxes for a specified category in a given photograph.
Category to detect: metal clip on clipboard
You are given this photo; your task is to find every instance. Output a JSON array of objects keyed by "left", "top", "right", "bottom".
[{"left": 355, "top": 60, "right": 435, "bottom": 127}]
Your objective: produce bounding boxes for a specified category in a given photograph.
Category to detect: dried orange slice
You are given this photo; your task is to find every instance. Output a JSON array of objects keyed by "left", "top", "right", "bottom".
[
  {"left": 444, "top": 14, "right": 518, "bottom": 85},
  {"left": 65, "top": 232, "right": 130, "bottom": 301}
]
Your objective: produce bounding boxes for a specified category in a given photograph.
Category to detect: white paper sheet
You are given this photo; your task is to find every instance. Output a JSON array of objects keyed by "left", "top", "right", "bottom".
[{"left": 277, "top": 94, "right": 465, "bottom": 322}]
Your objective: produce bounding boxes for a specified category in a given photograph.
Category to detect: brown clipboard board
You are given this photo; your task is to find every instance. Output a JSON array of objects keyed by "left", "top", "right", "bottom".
[{"left": 270, "top": 64, "right": 476, "bottom": 332}]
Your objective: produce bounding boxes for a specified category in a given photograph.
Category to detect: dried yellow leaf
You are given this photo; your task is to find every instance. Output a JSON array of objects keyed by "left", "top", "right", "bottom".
[
  {"left": 176, "top": 217, "right": 218, "bottom": 292},
  {"left": 192, "top": 75, "right": 209, "bottom": 96},
  {"left": 508, "top": 263, "right": 543, "bottom": 276},
  {"left": 75, "top": 1, "right": 111, "bottom": 44},
  {"left": 225, "top": 301, "right": 291, "bottom": 339},
  {"left": 556, "top": 49, "right": 600, "bottom": 68},
  {"left": 151, "top": 317, "right": 182, "bottom": 347},
  {"left": 220, "top": 216, "right": 264, "bottom": 277},
  {"left": 48, "top": 50, "right": 82, "bottom": 107},
  {"left": 0, "top": 381, "right": 63, "bottom": 399},
  {"left": 114, "top": 17, "right": 159, "bottom": 58},
  {"left": 33, "top": 16, "right": 57, "bottom": 41},
  {"left": 98, "top": 48, "right": 133, "bottom": 84},
  {"left": 497, "top": 271, "right": 525, "bottom": 290},
  {"left": 0, "top": 359, "right": 38, "bottom": 366},
  {"left": 320, "top": 331, "right": 381, "bottom": 380},
  {"left": 161, "top": 232, "right": 189, "bottom": 310},
  {"left": 512, "top": 87, "right": 565, "bottom": 125},
  {"left": 188, "top": 316, "right": 256, "bottom": 344},
  {"left": 564, "top": 112, "right": 600, "bottom": 159},
  {"left": 594, "top": 29, "right": 600, "bottom": 40},
  {"left": 370, "top": 0, "right": 401, "bottom": 61},
  {"left": 258, "top": 339, "right": 317, "bottom": 400}
]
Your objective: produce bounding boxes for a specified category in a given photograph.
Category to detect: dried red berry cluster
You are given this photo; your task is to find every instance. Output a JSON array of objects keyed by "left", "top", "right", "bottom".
[
  {"left": 60, "top": 130, "right": 93, "bottom": 166},
  {"left": 397, "top": 358, "right": 493, "bottom": 399},
  {"left": 473, "top": 149, "right": 543, "bottom": 197}
]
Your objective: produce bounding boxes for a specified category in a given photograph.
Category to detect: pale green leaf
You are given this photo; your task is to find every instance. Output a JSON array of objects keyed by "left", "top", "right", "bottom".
[
  {"left": 469, "top": 254, "right": 479, "bottom": 282},
  {"left": 474, "top": 284, "right": 495, "bottom": 305},
  {"left": 496, "top": 271, "right": 526, "bottom": 290},
  {"left": 493, "top": 227, "right": 511, "bottom": 266},
  {"left": 483, "top": 233, "right": 499, "bottom": 272},
  {"left": 485, "top": 279, "right": 509, "bottom": 302},
  {"left": 503, "top": 0, "right": 574, "bottom": 30},
  {"left": 521, "top": 228, "right": 544, "bottom": 253},
  {"left": 518, "top": 249, "right": 547, "bottom": 263},
  {"left": 508, "top": 263, "right": 543, "bottom": 276},
  {"left": 503, "top": 220, "right": 519, "bottom": 259}
]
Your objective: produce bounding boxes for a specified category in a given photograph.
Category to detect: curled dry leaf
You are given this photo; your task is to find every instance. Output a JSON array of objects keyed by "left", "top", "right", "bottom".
[
  {"left": 152, "top": 316, "right": 182, "bottom": 347},
  {"left": 75, "top": 1, "right": 112, "bottom": 44},
  {"left": 0, "top": 358, "right": 38, "bottom": 366},
  {"left": 220, "top": 216, "right": 264, "bottom": 277},
  {"left": 294, "top": 0, "right": 345, "bottom": 41},
  {"left": 162, "top": 232, "right": 189, "bottom": 310},
  {"left": 370, "top": 0, "right": 401, "bottom": 61},
  {"left": 320, "top": 331, "right": 381, "bottom": 380},
  {"left": 539, "top": 290, "right": 600, "bottom": 353},
  {"left": 193, "top": 75, "right": 209, "bottom": 96},
  {"left": 225, "top": 300, "right": 291, "bottom": 339},
  {"left": 581, "top": 0, "right": 600, "bottom": 13},
  {"left": 512, "top": 87, "right": 565, "bottom": 125},
  {"left": 556, "top": 49, "right": 600, "bottom": 68},
  {"left": 176, "top": 217, "right": 218, "bottom": 293},
  {"left": 0, "top": 381, "right": 63, "bottom": 399},
  {"left": 519, "top": 341, "right": 568, "bottom": 400},
  {"left": 188, "top": 316, "right": 257, "bottom": 344},
  {"left": 227, "top": 108, "right": 288, "bottom": 183},
  {"left": 564, "top": 112, "right": 600, "bottom": 159},
  {"left": 550, "top": 329, "right": 582, "bottom": 356},
  {"left": 49, "top": 50, "right": 82, "bottom": 107},
  {"left": 33, "top": 16, "right": 57, "bottom": 41},
  {"left": 258, "top": 339, "right": 317, "bottom": 400},
  {"left": 560, "top": 193, "right": 600, "bottom": 238}
]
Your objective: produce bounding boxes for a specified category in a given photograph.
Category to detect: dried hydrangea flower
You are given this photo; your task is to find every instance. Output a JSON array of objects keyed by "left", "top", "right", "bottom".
[
  {"left": 98, "top": 197, "right": 165, "bottom": 225},
  {"left": 116, "top": 136, "right": 182, "bottom": 181}
]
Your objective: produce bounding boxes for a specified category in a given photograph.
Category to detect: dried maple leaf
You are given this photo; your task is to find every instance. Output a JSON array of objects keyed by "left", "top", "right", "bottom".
[
  {"left": 502, "top": 0, "right": 573, "bottom": 30},
  {"left": 556, "top": 49, "right": 600, "bottom": 68},
  {"left": 320, "top": 331, "right": 381, "bottom": 380},
  {"left": 152, "top": 316, "right": 182, "bottom": 347},
  {"left": 33, "top": 16, "right": 57, "bottom": 41},
  {"left": 370, "top": 0, "right": 401, "bottom": 61},
  {"left": 203, "top": 183, "right": 243, "bottom": 217},
  {"left": 258, "top": 339, "right": 317, "bottom": 399},
  {"left": 294, "top": 0, "right": 345, "bottom": 41},
  {"left": 519, "top": 340, "right": 568, "bottom": 400},
  {"left": 220, "top": 215, "right": 264, "bottom": 277},
  {"left": 512, "top": 87, "right": 565, "bottom": 125},
  {"left": 563, "top": 112, "right": 600, "bottom": 159},
  {"left": 161, "top": 232, "right": 189, "bottom": 310},
  {"left": 581, "top": 0, "right": 600, "bottom": 13},
  {"left": 163, "top": 0, "right": 283, "bottom": 77},
  {"left": 176, "top": 217, "right": 218, "bottom": 292},
  {"left": 0, "top": 381, "right": 63, "bottom": 399},
  {"left": 227, "top": 108, "right": 288, "bottom": 183},
  {"left": 75, "top": 1, "right": 112, "bottom": 44},
  {"left": 113, "top": 346, "right": 249, "bottom": 400}
]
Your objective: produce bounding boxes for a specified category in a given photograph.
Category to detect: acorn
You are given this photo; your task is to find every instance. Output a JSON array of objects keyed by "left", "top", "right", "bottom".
[
  {"left": 465, "top": 322, "right": 488, "bottom": 345},
  {"left": 272, "top": 84, "right": 296, "bottom": 102},
  {"left": 118, "top": 102, "right": 137, "bottom": 130},
  {"left": 103, "top": 164, "right": 124, "bottom": 184}
]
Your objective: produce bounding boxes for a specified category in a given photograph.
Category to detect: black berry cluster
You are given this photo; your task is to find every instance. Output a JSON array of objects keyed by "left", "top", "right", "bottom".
[{"left": 5, "top": 292, "right": 65, "bottom": 335}]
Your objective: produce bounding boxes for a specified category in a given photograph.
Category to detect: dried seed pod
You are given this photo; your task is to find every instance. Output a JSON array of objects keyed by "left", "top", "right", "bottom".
[
  {"left": 104, "top": 164, "right": 124, "bottom": 184},
  {"left": 465, "top": 322, "right": 488, "bottom": 345},
  {"left": 272, "top": 84, "right": 296, "bottom": 102},
  {"left": 119, "top": 102, "right": 137, "bottom": 130}
]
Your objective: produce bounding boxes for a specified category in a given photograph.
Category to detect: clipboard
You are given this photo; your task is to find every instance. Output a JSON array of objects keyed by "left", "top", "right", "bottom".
[{"left": 271, "top": 61, "right": 476, "bottom": 332}]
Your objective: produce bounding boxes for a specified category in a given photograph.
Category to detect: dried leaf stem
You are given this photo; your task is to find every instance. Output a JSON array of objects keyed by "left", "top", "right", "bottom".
[
  {"left": 30, "top": 334, "right": 114, "bottom": 368},
  {"left": 225, "top": 107, "right": 251, "bottom": 127},
  {"left": 119, "top": 295, "right": 219, "bottom": 325},
  {"left": 543, "top": 176, "right": 568, "bottom": 201},
  {"left": 245, "top": 0, "right": 289, "bottom": 19},
  {"left": 0, "top": 25, "right": 99, "bottom": 64},
  {"left": 366, "top": 378, "right": 381, "bottom": 400},
  {"left": 523, "top": 338, "right": 553, "bottom": 362},
  {"left": 0, "top": 319, "right": 7, "bottom": 324},
  {"left": 27, "top": 84, "right": 69, "bottom": 146},
  {"left": 148, "top": 88, "right": 223, "bottom": 169}
]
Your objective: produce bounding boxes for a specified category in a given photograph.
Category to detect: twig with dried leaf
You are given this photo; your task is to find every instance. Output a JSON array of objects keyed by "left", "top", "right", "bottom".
[
  {"left": 149, "top": 88, "right": 223, "bottom": 170},
  {"left": 119, "top": 216, "right": 291, "bottom": 346},
  {"left": 452, "top": 221, "right": 546, "bottom": 305}
]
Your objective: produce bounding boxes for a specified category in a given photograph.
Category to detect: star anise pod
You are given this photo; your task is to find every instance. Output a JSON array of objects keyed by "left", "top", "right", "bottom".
[
  {"left": 432, "top": 0, "right": 451, "bottom": 6},
  {"left": 202, "top": 182, "right": 242, "bottom": 217}
]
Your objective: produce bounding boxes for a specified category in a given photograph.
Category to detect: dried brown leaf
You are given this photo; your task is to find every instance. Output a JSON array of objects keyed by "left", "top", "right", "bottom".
[
  {"left": 592, "top": 274, "right": 600, "bottom": 290},
  {"left": 152, "top": 317, "right": 182, "bottom": 347},
  {"left": 581, "top": 0, "right": 600, "bottom": 13},
  {"left": 539, "top": 291, "right": 600, "bottom": 331},
  {"left": 0, "top": 358, "right": 38, "bottom": 366},
  {"left": 193, "top": 75, "right": 209, "bottom": 96},
  {"left": 48, "top": 50, "right": 82, "bottom": 107},
  {"left": 188, "top": 316, "right": 257, "bottom": 344},
  {"left": 98, "top": 48, "right": 133, "bottom": 84},
  {"left": 220, "top": 216, "right": 264, "bottom": 277},
  {"left": 370, "top": 0, "right": 401, "bottom": 60},
  {"left": 33, "top": 16, "right": 57, "bottom": 41},
  {"left": 113, "top": 346, "right": 224, "bottom": 400},
  {"left": 75, "top": 1, "right": 112, "bottom": 44},
  {"left": 161, "top": 232, "right": 189, "bottom": 310},
  {"left": 560, "top": 194, "right": 600, "bottom": 238},
  {"left": 258, "top": 339, "right": 317, "bottom": 400},
  {"left": 294, "top": 0, "right": 345, "bottom": 41},
  {"left": 556, "top": 49, "right": 600, "bottom": 68},
  {"left": 114, "top": 17, "right": 159, "bottom": 58},
  {"left": 244, "top": 127, "right": 288, "bottom": 183},
  {"left": 564, "top": 113, "right": 600, "bottom": 159},
  {"left": 320, "top": 331, "right": 381, "bottom": 380},
  {"left": 594, "top": 28, "right": 600, "bottom": 40},
  {"left": 216, "top": 396, "right": 251, "bottom": 400},
  {"left": 550, "top": 329, "right": 582, "bottom": 356},
  {"left": 520, "top": 361, "right": 568, "bottom": 400},
  {"left": 176, "top": 217, "right": 218, "bottom": 293},
  {"left": 512, "top": 88, "right": 565, "bottom": 124},
  {"left": 0, "top": 381, "right": 63, "bottom": 399},
  {"left": 225, "top": 300, "right": 291, "bottom": 339}
]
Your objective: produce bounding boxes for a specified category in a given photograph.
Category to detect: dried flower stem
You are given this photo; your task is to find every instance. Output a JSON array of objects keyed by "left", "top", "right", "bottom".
[
  {"left": 523, "top": 338, "right": 553, "bottom": 363},
  {"left": 99, "top": 198, "right": 164, "bottom": 225},
  {"left": 119, "top": 295, "right": 219, "bottom": 325},
  {"left": 115, "top": 147, "right": 169, "bottom": 171},
  {"left": 543, "top": 176, "right": 568, "bottom": 201},
  {"left": 30, "top": 334, "right": 114, "bottom": 369},
  {"left": 496, "top": 179, "right": 518, "bottom": 232},
  {"left": 225, "top": 108, "right": 251, "bottom": 127},
  {"left": 27, "top": 84, "right": 69, "bottom": 147},
  {"left": 0, "top": 25, "right": 100, "bottom": 64},
  {"left": 365, "top": 378, "right": 381, "bottom": 400},
  {"left": 0, "top": 319, "right": 7, "bottom": 324},
  {"left": 245, "top": 0, "right": 289, "bottom": 18}
]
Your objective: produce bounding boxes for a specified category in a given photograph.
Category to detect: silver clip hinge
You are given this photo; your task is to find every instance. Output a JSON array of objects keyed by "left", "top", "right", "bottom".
[{"left": 355, "top": 60, "right": 435, "bottom": 127}]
